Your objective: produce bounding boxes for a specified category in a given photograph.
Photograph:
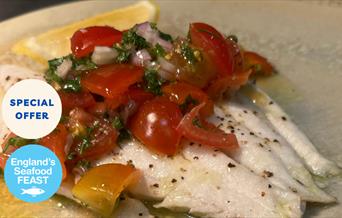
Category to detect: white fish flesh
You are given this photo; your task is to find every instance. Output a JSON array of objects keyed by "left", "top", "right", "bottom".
[
  {"left": 240, "top": 84, "right": 341, "bottom": 177},
  {"left": 156, "top": 144, "right": 302, "bottom": 218},
  {"left": 218, "top": 93, "right": 335, "bottom": 203},
  {"left": 214, "top": 104, "right": 335, "bottom": 203},
  {"left": 96, "top": 139, "right": 303, "bottom": 218}
]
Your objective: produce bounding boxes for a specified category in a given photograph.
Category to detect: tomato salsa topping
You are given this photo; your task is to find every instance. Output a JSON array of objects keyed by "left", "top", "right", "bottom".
[{"left": 1, "top": 22, "right": 274, "bottom": 181}]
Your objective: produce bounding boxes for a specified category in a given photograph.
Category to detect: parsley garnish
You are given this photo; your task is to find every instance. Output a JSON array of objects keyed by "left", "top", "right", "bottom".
[
  {"left": 62, "top": 76, "right": 81, "bottom": 92},
  {"left": 181, "top": 43, "right": 197, "bottom": 65},
  {"left": 150, "top": 23, "right": 173, "bottom": 42},
  {"left": 45, "top": 56, "right": 67, "bottom": 84},
  {"left": 179, "top": 95, "right": 199, "bottom": 113},
  {"left": 45, "top": 55, "right": 96, "bottom": 92},
  {"left": 143, "top": 69, "right": 164, "bottom": 95},
  {"left": 3, "top": 137, "right": 36, "bottom": 153},
  {"left": 72, "top": 56, "right": 97, "bottom": 71},
  {"left": 114, "top": 45, "right": 130, "bottom": 63},
  {"left": 117, "top": 129, "right": 131, "bottom": 145},
  {"left": 122, "top": 29, "right": 149, "bottom": 50},
  {"left": 78, "top": 138, "right": 91, "bottom": 155},
  {"left": 159, "top": 31, "right": 173, "bottom": 42},
  {"left": 76, "top": 159, "right": 91, "bottom": 170},
  {"left": 151, "top": 43, "right": 166, "bottom": 57},
  {"left": 112, "top": 116, "right": 124, "bottom": 130},
  {"left": 192, "top": 117, "right": 202, "bottom": 128},
  {"left": 67, "top": 152, "right": 76, "bottom": 160}
]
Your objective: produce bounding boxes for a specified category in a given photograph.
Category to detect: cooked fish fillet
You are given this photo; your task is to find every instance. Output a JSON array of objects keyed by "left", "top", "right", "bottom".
[
  {"left": 113, "top": 196, "right": 153, "bottom": 218},
  {"left": 0, "top": 54, "right": 334, "bottom": 217},
  {"left": 223, "top": 93, "right": 335, "bottom": 201},
  {"left": 96, "top": 139, "right": 302, "bottom": 218},
  {"left": 240, "top": 84, "right": 341, "bottom": 178},
  {"left": 156, "top": 144, "right": 302, "bottom": 218},
  {"left": 213, "top": 105, "right": 335, "bottom": 203}
]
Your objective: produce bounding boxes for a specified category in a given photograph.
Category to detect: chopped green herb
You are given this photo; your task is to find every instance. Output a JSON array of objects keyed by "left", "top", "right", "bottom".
[
  {"left": 151, "top": 43, "right": 166, "bottom": 57},
  {"left": 150, "top": 22, "right": 173, "bottom": 42},
  {"left": 78, "top": 138, "right": 91, "bottom": 155},
  {"left": 112, "top": 116, "right": 124, "bottom": 130},
  {"left": 181, "top": 43, "right": 197, "bottom": 65},
  {"left": 62, "top": 76, "right": 81, "bottom": 92},
  {"left": 117, "top": 129, "right": 131, "bottom": 144},
  {"left": 45, "top": 55, "right": 96, "bottom": 92},
  {"left": 143, "top": 69, "right": 164, "bottom": 95},
  {"left": 122, "top": 29, "right": 149, "bottom": 50},
  {"left": 76, "top": 159, "right": 91, "bottom": 170},
  {"left": 159, "top": 31, "right": 173, "bottom": 42},
  {"left": 71, "top": 56, "right": 97, "bottom": 71},
  {"left": 45, "top": 68, "right": 63, "bottom": 84},
  {"left": 114, "top": 46, "right": 131, "bottom": 63},
  {"left": 45, "top": 56, "right": 67, "bottom": 84},
  {"left": 67, "top": 152, "right": 76, "bottom": 160},
  {"left": 179, "top": 95, "right": 199, "bottom": 113},
  {"left": 192, "top": 117, "right": 202, "bottom": 128},
  {"left": 0, "top": 168, "right": 3, "bottom": 176},
  {"left": 3, "top": 137, "right": 36, "bottom": 153}
]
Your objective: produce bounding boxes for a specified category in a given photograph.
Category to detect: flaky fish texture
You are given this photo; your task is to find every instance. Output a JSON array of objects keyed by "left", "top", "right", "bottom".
[
  {"left": 240, "top": 84, "right": 341, "bottom": 178},
  {"left": 96, "top": 139, "right": 303, "bottom": 218}
]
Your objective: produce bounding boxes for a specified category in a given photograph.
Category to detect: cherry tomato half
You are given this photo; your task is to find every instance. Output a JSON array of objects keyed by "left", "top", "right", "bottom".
[
  {"left": 162, "top": 82, "right": 214, "bottom": 117},
  {"left": 59, "top": 91, "right": 96, "bottom": 113},
  {"left": 39, "top": 124, "right": 68, "bottom": 180},
  {"left": 243, "top": 51, "right": 274, "bottom": 76},
  {"left": 67, "top": 108, "right": 118, "bottom": 162},
  {"left": 129, "top": 97, "right": 183, "bottom": 155},
  {"left": 189, "top": 22, "right": 235, "bottom": 77},
  {"left": 177, "top": 103, "right": 239, "bottom": 152},
  {"left": 71, "top": 26, "right": 122, "bottom": 58},
  {"left": 82, "top": 64, "right": 144, "bottom": 99}
]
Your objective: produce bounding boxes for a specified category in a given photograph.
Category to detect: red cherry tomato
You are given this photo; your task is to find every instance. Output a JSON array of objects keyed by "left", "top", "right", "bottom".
[
  {"left": 71, "top": 26, "right": 122, "bottom": 58},
  {"left": 127, "top": 87, "right": 154, "bottom": 107},
  {"left": 1, "top": 132, "right": 18, "bottom": 154},
  {"left": 59, "top": 91, "right": 96, "bottom": 113},
  {"left": 243, "top": 51, "right": 274, "bottom": 76},
  {"left": 206, "top": 69, "right": 252, "bottom": 99},
  {"left": 0, "top": 153, "right": 9, "bottom": 170},
  {"left": 82, "top": 64, "right": 144, "bottom": 99},
  {"left": 177, "top": 103, "right": 239, "bottom": 152},
  {"left": 189, "top": 22, "right": 235, "bottom": 77},
  {"left": 67, "top": 108, "right": 118, "bottom": 162},
  {"left": 162, "top": 82, "right": 214, "bottom": 117},
  {"left": 129, "top": 97, "right": 183, "bottom": 155},
  {"left": 39, "top": 124, "right": 68, "bottom": 180}
]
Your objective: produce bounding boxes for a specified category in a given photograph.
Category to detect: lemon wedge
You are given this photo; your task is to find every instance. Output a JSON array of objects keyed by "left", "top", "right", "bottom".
[{"left": 12, "top": 1, "right": 159, "bottom": 65}]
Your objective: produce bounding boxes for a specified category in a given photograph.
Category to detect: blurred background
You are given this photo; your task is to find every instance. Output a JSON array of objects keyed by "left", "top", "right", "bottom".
[{"left": 0, "top": 0, "right": 71, "bottom": 21}]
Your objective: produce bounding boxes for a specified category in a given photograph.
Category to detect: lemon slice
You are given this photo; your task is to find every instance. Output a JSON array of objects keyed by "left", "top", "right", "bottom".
[{"left": 12, "top": 0, "right": 159, "bottom": 65}]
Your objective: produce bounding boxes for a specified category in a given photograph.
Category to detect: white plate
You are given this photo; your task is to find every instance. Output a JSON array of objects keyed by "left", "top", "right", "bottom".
[{"left": 0, "top": 1, "right": 341, "bottom": 217}]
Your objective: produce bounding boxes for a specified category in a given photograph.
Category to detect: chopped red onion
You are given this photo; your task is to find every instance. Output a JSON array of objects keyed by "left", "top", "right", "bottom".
[
  {"left": 136, "top": 22, "right": 173, "bottom": 52},
  {"left": 131, "top": 49, "right": 152, "bottom": 66},
  {"left": 120, "top": 100, "right": 137, "bottom": 125},
  {"left": 64, "top": 134, "right": 73, "bottom": 155},
  {"left": 91, "top": 46, "right": 118, "bottom": 65}
]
